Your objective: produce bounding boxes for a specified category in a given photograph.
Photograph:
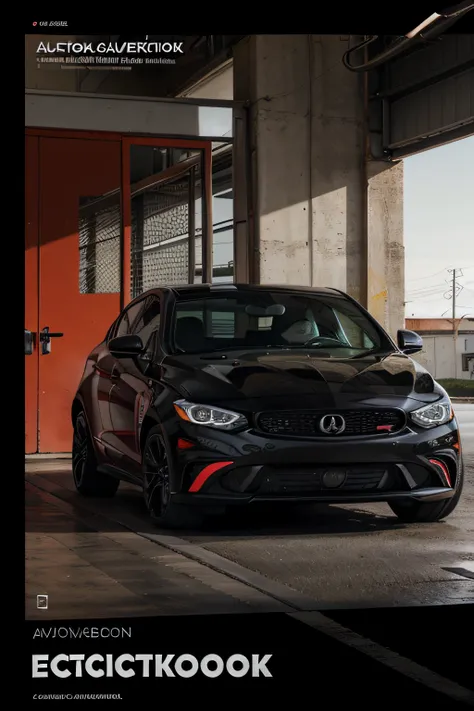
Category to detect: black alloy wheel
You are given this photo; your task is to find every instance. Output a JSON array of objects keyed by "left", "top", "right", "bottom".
[
  {"left": 142, "top": 425, "right": 200, "bottom": 529},
  {"left": 143, "top": 432, "right": 171, "bottom": 519}
]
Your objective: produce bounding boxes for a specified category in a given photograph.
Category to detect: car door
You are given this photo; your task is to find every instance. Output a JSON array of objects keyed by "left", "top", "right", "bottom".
[
  {"left": 87, "top": 320, "right": 121, "bottom": 442},
  {"left": 97, "top": 297, "right": 148, "bottom": 467},
  {"left": 108, "top": 294, "right": 162, "bottom": 472}
]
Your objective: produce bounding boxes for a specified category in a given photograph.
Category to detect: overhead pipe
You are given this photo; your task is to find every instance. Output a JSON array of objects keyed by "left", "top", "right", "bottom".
[{"left": 343, "top": 2, "right": 474, "bottom": 72}]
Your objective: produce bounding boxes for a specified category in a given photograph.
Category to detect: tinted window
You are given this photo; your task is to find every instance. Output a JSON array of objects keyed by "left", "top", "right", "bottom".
[
  {"left": 132, "top": 296, "right": 161, "bottom": 346},
  {"left": 172, "top": 291, "right": 385, "bottom": 356},
  {"left": 333, "top": 308, "right": 375, "bottom": 349},
  {"left": 175, "top": 307, "right": 235, "bottom": 339},
  {"left": 115, "top": 299, "right": 147, "bottom": 337},
  {"left": 105, "top": 320, "right": 117, "bottom": 342}
]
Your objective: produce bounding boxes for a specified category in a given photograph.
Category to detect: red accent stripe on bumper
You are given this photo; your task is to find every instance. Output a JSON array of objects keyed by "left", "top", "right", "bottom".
[
  {"left": 188, "top": 461, "right": 234, "bottom": 492},
  {"left": 429, "top": 458, "right": 451, "bottom": 487}
]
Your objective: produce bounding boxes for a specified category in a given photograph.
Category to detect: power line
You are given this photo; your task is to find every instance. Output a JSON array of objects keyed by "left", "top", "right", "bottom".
[
  {"left": 412, "top": 294, "right": 448, "bottom": 302},
  {"left": 407, "top": 287, "right": 446, "bottom": 299},
  {"left": 408, "top": 280, "right": 446, "bottom": 289},
  {"left": 406, "top": 267, "right": 470, "bottom": 317},
  {"left": 406, "top": 268, "right": 450, "bottom": 283},
  {"left": 406, "top": 266, "right": 474, "bottom": 284},
  {"left": 407, "top": 285, "right": 445, "bottom": 296},
  {"left": 407, "top": 280, "right": 446, "bottom": 291}
]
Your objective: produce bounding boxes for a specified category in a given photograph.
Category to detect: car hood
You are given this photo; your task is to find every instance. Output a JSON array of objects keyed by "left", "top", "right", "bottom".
[{"left": 161, "top": 350, "right": 442, "bottom": 411}]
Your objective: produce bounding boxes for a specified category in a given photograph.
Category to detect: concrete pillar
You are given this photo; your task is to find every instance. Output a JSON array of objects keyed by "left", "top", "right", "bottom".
[
  {"left": 233, "top": 35, "right": 404, "bottom": 336},
  {"left": 367, "top": 161, "right": 404, "bottom": 334}
]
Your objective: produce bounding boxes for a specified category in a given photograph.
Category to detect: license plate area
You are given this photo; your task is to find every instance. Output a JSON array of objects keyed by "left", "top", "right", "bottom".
[{"left": 257, "top": 466, "right": 390, "bottom": 495}]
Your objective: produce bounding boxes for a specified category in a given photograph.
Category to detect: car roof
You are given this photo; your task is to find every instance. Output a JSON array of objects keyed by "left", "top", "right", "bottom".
[{"left": 141, "top": 283, "right": 343, "bottom": 300}]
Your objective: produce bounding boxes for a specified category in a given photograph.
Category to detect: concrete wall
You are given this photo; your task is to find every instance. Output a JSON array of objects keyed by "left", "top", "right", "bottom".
[
  {"left": 413, "top": 333, "right": 474, "bottom": 379},
  {"left": 233, "top": 35, "right": 405, "bottom": 337}
]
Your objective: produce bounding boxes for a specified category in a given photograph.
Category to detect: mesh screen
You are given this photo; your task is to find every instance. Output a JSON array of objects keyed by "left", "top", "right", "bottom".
[
  {"left": 131, "top": 177, "right": 191, "bottom": 298},
  {"left": 79, "top": 198, "right": 121, "bottom": 294}
]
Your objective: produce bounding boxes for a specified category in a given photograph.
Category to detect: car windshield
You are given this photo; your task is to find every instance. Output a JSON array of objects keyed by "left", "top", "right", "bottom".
[{"left": 171, "top": 290, "right": 390, "bottom": 357}]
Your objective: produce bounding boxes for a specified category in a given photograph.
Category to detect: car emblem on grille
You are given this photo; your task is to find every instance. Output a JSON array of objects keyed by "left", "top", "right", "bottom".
[{"left": 319, "top": 414, "right": 346, "bottom": 435}]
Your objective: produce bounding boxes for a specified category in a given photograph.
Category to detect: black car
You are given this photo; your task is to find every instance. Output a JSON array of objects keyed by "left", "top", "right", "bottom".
[{"left": 72, "top": 283, "right": 464, "bottom": 528}]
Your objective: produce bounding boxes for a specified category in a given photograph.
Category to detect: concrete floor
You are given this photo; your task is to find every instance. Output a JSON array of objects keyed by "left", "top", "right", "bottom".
[{"left": 25, "top": 404, "right": 474, "bottom": 619}]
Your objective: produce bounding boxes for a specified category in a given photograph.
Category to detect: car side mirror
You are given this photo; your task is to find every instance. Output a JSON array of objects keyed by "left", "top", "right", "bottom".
[
  {"left": 109, "top": 334, "right": 143, "bottom": 358},
  {"left": 397, "top": 329, "right": 423, "bottom": 355}
]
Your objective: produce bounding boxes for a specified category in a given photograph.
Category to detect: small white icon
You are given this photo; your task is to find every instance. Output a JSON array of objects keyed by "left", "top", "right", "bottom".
[{"left": 37, "top": 594, "right": 48, "bottom": 609}]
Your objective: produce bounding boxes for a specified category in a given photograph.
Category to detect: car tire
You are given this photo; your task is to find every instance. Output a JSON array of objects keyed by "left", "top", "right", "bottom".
[
  {"left": 142, "top": 425, "right": 201, "bottom": 530},
  {"left": 72, "top": 411, "right": 119, "bottom": 498},
  {"left": 388, "top": 458, "right": 464, "bottom": 523}
]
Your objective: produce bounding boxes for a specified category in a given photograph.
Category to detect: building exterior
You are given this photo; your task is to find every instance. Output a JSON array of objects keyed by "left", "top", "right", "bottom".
[
  {"left": 406, "top": 318, "right": 474, "bottom": 380},
  {"left": 25, "top": 32, "right": 472, "bottom": 454},
  {"left": 25, "top": 102, "right": 239, "bottom": 453}
]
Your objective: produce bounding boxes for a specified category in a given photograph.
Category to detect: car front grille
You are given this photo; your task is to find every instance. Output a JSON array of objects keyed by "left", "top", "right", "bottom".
[{"left": 256, "top": 408, "right": 405, "bottom": 437}]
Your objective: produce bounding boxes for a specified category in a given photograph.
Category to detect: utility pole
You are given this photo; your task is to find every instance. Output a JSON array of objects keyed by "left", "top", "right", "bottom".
[
  {"left": 451, "top": 268, "right": 456, "bottom": 320},
  {"left": 446, "top": 268, "right": 464, "bottom": 380},
  {"left": 446, "top": 268, "right": 463, "bottom": 319}
]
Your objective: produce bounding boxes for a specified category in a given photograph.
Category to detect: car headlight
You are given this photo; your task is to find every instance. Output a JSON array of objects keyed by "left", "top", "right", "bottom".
[
  {"left": 410, "top": 398, "right": 454, "bottom": 429},
  {"left": 173, "top": 400, "right": 248, "bottom": 431}
]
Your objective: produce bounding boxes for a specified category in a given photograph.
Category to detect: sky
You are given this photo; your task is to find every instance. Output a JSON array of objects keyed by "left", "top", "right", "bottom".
[{"left": 404, "top": 135, "right": 474, "bottom": 319}]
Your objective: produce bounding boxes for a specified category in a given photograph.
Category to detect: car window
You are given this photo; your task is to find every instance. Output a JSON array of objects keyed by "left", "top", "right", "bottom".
[
  {"left": 132, "top": 295, "right": 161, "bottom": 346},
  {"left": 142, "top": 329, "right": 161, "bottom": 362},
  {"left": 105, "top": 320, "right": 117, "bottom": 342},
  {"left": 175, "top": 308, "right": 235, "bottom": 338},
  {"left": 115, "top": 299, "right": 147, "bottom": 338},
  {"left": 172, "top": 291, "right": 385, "bottom": 355},
  {"left": 333, "top": 307, "right": 375, "bottom": 349}
]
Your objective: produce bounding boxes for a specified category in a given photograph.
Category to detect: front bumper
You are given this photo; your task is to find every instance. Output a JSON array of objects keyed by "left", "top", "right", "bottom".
[
  {"left": 173, "top": 488, "right": 454, "bottom": 506},
  {"left": 170, "top": 418, "right": 461, "bottom": 507}
]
